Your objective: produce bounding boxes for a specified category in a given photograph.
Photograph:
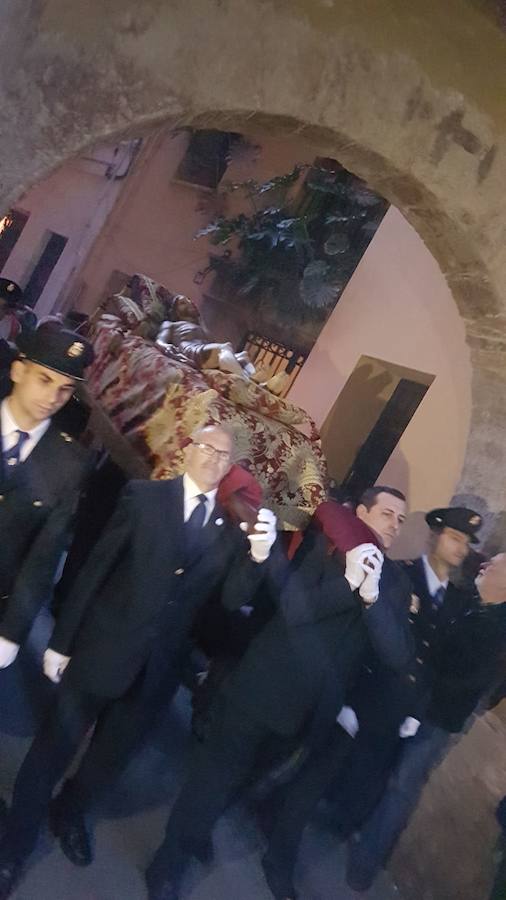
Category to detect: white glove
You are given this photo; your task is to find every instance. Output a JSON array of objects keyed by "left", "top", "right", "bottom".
[
  {"left": 359, "top": 548, "right": 384, "bottom": 604},
  {"left": 242, "top": 508, "right": 277, "bottom": 563},
  {"left": 399, "top": 716, "right": 421, "bottom": 738},
  {"left": 43, "top": 648, "right": 71, "bottom": 684},
  {"left": 0, "top": 636, "right": 20, "bottom": 669},
  {"left": 344, "top": 544, "right": 383, "bottom": 591},
  {"left": 337, "top": 705, "right": 360, "bottom": 738}
]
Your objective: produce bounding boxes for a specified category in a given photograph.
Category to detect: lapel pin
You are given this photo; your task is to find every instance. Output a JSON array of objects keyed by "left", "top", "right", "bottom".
[{"left": 215, "top": 517, "right": 224, "bottom": 526}]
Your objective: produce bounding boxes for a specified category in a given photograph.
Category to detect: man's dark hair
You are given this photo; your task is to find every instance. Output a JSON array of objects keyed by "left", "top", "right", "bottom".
[{"left": 358, "top": 485, "right": 406, "bottom": 511}]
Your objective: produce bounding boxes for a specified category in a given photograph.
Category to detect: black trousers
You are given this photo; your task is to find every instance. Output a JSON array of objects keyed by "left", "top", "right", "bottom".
[
  {"left": 0, "top": 664, "right": 180, "bottom": 864},
  {"left": 264, "top": 726, "right": 354, "bottom": 883},
  {"left": 147, "top": 697, "right": 276, "bottom": 889},
  {"left": 330, "top": 725, "right": 401, "bottom": 833}
]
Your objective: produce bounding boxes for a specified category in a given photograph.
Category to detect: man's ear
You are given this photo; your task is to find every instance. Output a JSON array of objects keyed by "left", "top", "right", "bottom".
[
  {"left": 9, "top": 358, "right": 25, "bottom": 385},
  {"left": 355, "top": 503, "right": 367, "bottom": 522},
  {"left": 182, "top": 439, "right": 192, "bottom": 466}
]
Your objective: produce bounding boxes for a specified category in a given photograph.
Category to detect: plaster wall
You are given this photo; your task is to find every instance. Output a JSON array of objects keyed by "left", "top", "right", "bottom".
[
  {"left": 72, "top": 128, "right": 319, "bottom": 317},
  {"left": 2, "top": 150, "right": 126, "bottom": 317},
  {"left": 289, "top": 205, "right": 472, "bottom": 516}
]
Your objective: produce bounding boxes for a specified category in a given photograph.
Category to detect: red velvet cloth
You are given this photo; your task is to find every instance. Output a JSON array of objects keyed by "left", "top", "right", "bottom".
[
  {"left": 217, "top": 464, "right": 263, "bottom": 524},
  {"left": 288, "top": 500, "right": 382, "bottom": 560}
]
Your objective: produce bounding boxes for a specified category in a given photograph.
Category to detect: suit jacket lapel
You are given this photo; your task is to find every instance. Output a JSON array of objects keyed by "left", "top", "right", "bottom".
[
  {"left": 19, "top": 424, "right": 63, "bottom": 497},
  {"left": 409, "top": 557, "right": 433, "bottom": 609},
  {"left": 164, "top": 476, "right": 185, "bottom": 565},
  {"left": 0, "top": 426, "right": 4, "bottom": 484},
  {"left": 0, "top": 420, "right": 58, "bottom": 493}
]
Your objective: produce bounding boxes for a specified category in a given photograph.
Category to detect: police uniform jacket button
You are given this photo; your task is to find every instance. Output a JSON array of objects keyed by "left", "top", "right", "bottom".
[
  {"left": 0, "top": 495, "right": 4, "bottom": 501},
  {"left": 33, "top": 500, "right": 43, "bottom": 507},
  {"left": 174, "top": 568, "right": 184, "bottom": 576},
  {"left": 408, "top": 674, "right": 417, "bottom": 683},
  {"left": 416, "top": 657, "right": 424, "bottom": 665}
]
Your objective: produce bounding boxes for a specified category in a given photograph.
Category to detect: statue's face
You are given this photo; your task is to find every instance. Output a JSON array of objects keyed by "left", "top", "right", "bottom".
[{"left": 174, "top": 297, "right": 199, "bottom": 322}]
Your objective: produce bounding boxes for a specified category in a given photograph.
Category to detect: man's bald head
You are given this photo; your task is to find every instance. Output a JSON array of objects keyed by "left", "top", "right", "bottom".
[
  {"left": 475, "top": 553, "right": 506, "bottom": 606},
  {"left": 192, "top": 424, "right": 234, "bottom": 448}
]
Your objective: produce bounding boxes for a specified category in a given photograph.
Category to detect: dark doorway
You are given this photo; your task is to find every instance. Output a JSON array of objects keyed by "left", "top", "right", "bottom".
[
  {"left": 320, "top": 355, "right": 434, "bottom": 502},
  {"left": 342, "top": 377, "right": 430, "bottom": 501},
  {"left": 24, "top": 232, "right": 68, "bottom": 307}
]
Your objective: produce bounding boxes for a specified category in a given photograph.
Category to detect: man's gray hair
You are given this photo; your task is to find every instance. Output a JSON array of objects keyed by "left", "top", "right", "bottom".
[{"left": 191, "top": 424, "right": 236, "bottom": 453}]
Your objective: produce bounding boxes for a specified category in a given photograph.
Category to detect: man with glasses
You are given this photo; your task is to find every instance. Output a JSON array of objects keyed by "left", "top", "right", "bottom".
[
  {"left": 0, "top": 424, "right": 277, "bottom": 900},
  {"left": 142, "top": 486, "right": 414, "bottom": 900}
]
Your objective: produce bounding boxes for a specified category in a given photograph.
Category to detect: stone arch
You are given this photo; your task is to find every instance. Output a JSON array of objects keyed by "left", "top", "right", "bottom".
[{"left": 3, "top": 0, "right": 506, "bottom": 518}]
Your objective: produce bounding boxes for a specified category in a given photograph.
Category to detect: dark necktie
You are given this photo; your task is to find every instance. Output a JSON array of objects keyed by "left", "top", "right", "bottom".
[
  {"left": 185, "top": 493, "right": 207, "bottom": 555},
  {"left": 3, "top": 429, "right": 29, "bottom": 469},
  {"left": 432, "top": 585, "right": 446, "bottom": 609}
]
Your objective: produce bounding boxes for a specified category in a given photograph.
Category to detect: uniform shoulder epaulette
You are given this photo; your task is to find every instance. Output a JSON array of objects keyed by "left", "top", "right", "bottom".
[{"left": 57, "top": 430, "right": 90, "bottom": 469}]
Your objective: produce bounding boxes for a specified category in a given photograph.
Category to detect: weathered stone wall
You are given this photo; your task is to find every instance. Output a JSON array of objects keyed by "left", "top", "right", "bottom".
[
  {"left": 391, "top": 708, "right": 506, "bottom": 899},
  {"left": 2, "top": 1, "right": 506, "bottom": 897}
]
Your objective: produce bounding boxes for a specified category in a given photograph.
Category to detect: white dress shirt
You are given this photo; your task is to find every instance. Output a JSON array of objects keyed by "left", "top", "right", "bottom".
[
  {"left": 1, "top": 399, "right": 50, "bottom": 463},
  {"left": 183, "top": 473, "right": 217, "bottom": 527},
  {"left": 421, "top": 554, "right": 449, "bottom": 599}
]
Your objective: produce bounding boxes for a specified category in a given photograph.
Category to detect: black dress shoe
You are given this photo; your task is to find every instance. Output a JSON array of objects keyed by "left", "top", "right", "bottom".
[
  {"left": 49, "top": 800, "right": 93, "bottom": 867},
  {"left": 345, "top": 839, "right": 376, "bottom": 892},
  {"left": 146, "top": 880, "right": 179, "bottom": 900},
  {"left": 261, "top": 854, "right": 298, "bottom": 900},
  {"left": 0, "top": 860, "right": 21, "bottom": 900}
]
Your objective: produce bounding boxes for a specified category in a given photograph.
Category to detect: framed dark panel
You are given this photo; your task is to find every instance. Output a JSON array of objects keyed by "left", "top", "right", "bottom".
[{"left": 24, "top": 232, "right": 68, "bottom": 307}]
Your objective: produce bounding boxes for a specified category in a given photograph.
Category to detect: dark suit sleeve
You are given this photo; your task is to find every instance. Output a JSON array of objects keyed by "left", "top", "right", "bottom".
[
  {"left": 277, "top": 529, "right": 357, "bottom": 626},
  {"left": 362, "top": 568, "right": 415, "bottom": 672},
  {"left": 48, "top": 483, "right": 133, "bottom": 656},
  {"left": 220, "top": 531, "right": 285, "bottom": 611},
  {"left": 0, "top": 470, "right": 86, "bottom": 645}
]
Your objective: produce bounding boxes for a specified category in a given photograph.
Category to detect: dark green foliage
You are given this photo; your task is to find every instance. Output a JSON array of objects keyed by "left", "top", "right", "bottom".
[{"left": 195, "top": 160, "right": 388, "bottom": 318}]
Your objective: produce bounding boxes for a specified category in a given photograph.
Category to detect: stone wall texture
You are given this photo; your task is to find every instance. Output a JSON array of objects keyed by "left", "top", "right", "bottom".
[{"left": 2, "top": 1, "right": 506, "bottom": 896}]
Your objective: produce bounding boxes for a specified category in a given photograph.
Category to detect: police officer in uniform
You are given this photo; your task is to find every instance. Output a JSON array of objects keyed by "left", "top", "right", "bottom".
[
  {"left": 0, "top": 279, "right": 24, "bottom": 339},
  {"left": 0, "top": 328, "right": 94, "bottom": 671},
  {"left": 346, "top": 506, "right": 492, "bottom": 891},
  {"left": 0, "top": 279, "right": 24, "bottom": 381}
]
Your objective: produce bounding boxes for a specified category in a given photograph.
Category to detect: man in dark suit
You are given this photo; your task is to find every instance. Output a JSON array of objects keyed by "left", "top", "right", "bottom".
[
  {"left": 346, "top": 507, "right": 506, "bottom": 892},
  {"left": 256, "top": 486, "right": 419, "bottom": 900},
  {"left": 0, "top": 424, "right": 277, "bottom": 899},
  {"left": 0, "top": 327, "right": 94, "bottom": 670},
  {"left": 144, "top": 486, "right": 414, "bottom": 900}
]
